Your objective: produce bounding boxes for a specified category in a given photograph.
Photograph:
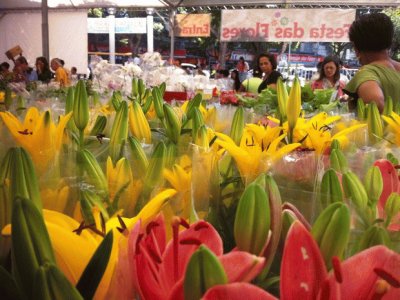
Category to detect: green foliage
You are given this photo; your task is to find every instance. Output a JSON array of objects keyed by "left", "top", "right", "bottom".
[{"left": 384, "top": 8, "right": 400, "bottom": 59}]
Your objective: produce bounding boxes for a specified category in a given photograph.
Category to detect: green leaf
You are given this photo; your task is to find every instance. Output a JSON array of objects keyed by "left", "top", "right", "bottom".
[
  {"left": 76, "top": 231, "right": 113, "bottom": 299},
  {"left": 11, "top": 197, "right": 55, "bottom": 298},
  {"left": 0, "top": 266, "right": 22, "bottom": 300},
  {"left": 184, "top": 245, "right": 227, "bottom": 300}
]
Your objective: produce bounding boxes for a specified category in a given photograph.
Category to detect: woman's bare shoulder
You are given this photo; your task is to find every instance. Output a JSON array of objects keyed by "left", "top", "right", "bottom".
[{"left": 392, "top": 60, "right": 400, "bottom": 72}]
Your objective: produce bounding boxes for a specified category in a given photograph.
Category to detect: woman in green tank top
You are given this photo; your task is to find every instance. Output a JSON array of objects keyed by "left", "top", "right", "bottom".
[{"left": 344, "top": 13, "right": 400, "bottom": 113}]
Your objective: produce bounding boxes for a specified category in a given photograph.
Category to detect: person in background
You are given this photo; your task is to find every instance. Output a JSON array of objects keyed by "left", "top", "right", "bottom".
[
  {"left": 71, "top": 66, "right": 77, "bottom": 76},
  {"left": 50, "top": 58, "right": 70, "bottom": 87},
  {"left": 311, "top": 55, "right": 346, "bottom": 99},
  {"left": 257, "top": 53, "right": 282, "bottom": 92},
  {"left": 13, "top": 56, "right": 37, "bottom": 83},
  {"left": 230, "top": 69, "right": 241, "bottom": 92},
  {"left": 339, "top": 59, "right": 350, "bottom": 85},
  {"left": 344, "top": 13, "right": 400, "bottom": 112},
  {"left": 236, "top": 56, "right": 250, "bottom": 83},
  {"left": 216, "top": 69, "right": 234, "bottom": 91},
  {"left": 310, "top": 61, "right": 323, "bottom": 81},
  {"left": 239, "top": 71, "right": 263, "bottom": 94},
  {"left": 35, "top": 56, "right": 52, "bottom": 83},
  {"left": 0, "top": 62, "right": 12, "bottom": 81}
]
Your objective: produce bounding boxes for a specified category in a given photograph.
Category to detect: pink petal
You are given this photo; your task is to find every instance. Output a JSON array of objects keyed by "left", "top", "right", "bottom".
[
  {"left": 159, "top": 220, "right": 224, "bottom": 295},
  {"left": 328, "top": 245, "right": 400, "bottom": 299},
  {"left": 280, "top": 221, "right": 328, "bottom": 300},
  {"left": 167, "top": 277, "right": 185, "bottom": 300},
  {"left": 128, "top": 215, "right": 169, "bottom": 300},
  {"left": 374, "top": 159, "right": 400, "bottom": 212},
  {"left": 219, "top": 251, "right": 265, "bottom": 283},
  {"left": 202, "top": 282, "right": 278, "bottom": 300}
]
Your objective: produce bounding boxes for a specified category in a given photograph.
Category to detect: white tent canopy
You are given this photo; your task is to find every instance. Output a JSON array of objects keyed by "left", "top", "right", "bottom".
[
  {"left": 0, "top": 0, "right": 398, "bottom": 76},
  {"left": 1, "top": 0, "right": 399, "bottom": 11},
  {"left": 0, "top": 0, "right": 167, "bottom": 11}
]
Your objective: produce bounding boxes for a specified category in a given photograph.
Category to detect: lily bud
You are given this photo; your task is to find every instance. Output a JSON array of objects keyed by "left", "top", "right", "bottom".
[
  {"left": 318, "top": 169, "right": 343, "bottom": 208},
  {"left": 357, "top": 98, "right": 366, "bottom": 121},
  {"left": 356, "top": 225, "right": 392, "bottom": 252},
  {"left": 186, "top": 93, "right": 203, "bottom": 120},
  {"left": 73, "top": 79, "right": 89, "bottom": 132},
  {"left": 9, "top": 147, "right": 42, "bottom": 211},
  {"left": 12, "top": 197, "right": 56, "bottom": 297},
  {"left": 109, "top": 101, "right": 128, "bottom": 163},
  {"left": 163, "top": 103, "right": 182, "bottom": 144},
  {"left": 230, "top": 106, "right": 245, "bottom": 145},
  {"left": 364, "top": 165, "right": 383, "bottom": 207},
  {"left": 4, "top": 87, "right": 12, "bottom": 110},
  {"left": 384, "top": 192, "right": 400, "bottom": 227},
  {"left": 152, "top": 86, "right": 164, "bottom": 119},
  {"left": 234, "top": 181, "right": 270, "bottom": 255},
  {"left": 195, "top": 125, "right": 209, "bottom": 150},
  {"left": 311, "top": 202, "right": 351, "bottom": 268},
  {"left": 276, "top": 76, "right": 288, "bottom": 122},
  {"left": 159, "top": 81, "right": 166, "bottom": 95},
  {"left": 330, "top": 148, "right": 348, "bottom": 173},
  {"left": 287, "top": 76, "right": 301, "bottom": 142},
  {"left": 127, "top": 136, "right": 149, "bottom": 177},
  {"left": 366, "top": 102, "right": 383, "bottom": 144},
  {"left": 383, "top": 96, "right": 393, "bottom": 116},
  {"left": 191, "top": 107, "right": 205, "bottom": 141},
  {"left": 129, "top": 100, "right": 152, "bottom": 144},
  {"left": 33, "top": 263, "right": 82, "bottom": 300},
  {"left": 131, "top": 77, "right": 138, "bottom": 98},
  {"left": 79, "top": 149, "right": 108, "bottom": 195},
  {"left": 184, "top": 245, "right": 228, "bottom": 300},
  {"left": 330, "top": 139, "right": 340, "bottom": 150},
  {"left": 342, "top": 171, "right": 370, "bottom": 226},
  {"left": 89, "top": 115, "right": 107, "bottom": 136}
]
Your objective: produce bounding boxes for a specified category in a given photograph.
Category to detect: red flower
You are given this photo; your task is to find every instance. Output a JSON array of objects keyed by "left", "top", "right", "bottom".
[
  {"left": 125, "top": 214, "right": 267, "bottom": 300},
  {"left": 281, "top": 221, "right": 400, "bottom": 299}
]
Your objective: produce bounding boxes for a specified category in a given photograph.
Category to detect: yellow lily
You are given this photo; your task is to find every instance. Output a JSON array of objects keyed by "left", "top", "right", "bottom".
[
  {"left": 106, "top": 156, "right": 142, "bottom": 216},
  {"left": 284, "top": 112, "right": 366, "bottom": 154},
  {"left": 145, "top": 102, "right": 157, "bottom": 120},
  {"left": 163, "top": 159, "right": 192, "bottom": 218},
  {"left": 216, "top": 127, "right": 301, "bottom": 185},
  {"left": 382, "top": 112, "right": 400, "bottom": 146},
  {"left": 286, "top": 76, "right": 302, "bottom": 142},
  {"left": 2, "top": 188, "right": 176, "bottom": 299},
  {"left": 0, "top": 107, "right": 72, "bottom": 173},
  {"left": 40, "top": 181, "right": 70, "bottom": 213}
]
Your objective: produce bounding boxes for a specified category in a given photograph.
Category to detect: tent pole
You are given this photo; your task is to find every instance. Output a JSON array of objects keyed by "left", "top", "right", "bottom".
[
  {"left": 169, "top": 8, "right": 176, "bottom": 64},
  {"left": 41, "top": 0, "right": 49, "bottom": 61},
  {"left": 108, "top": 8, "right": 116, "bottom": 64},
  {"left": 146, "top": 8, "right": 154, "bottom": 53}
]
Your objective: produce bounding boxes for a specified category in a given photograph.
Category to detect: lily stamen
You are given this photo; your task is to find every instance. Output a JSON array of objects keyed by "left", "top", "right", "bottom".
[
  {"left": 180, "top": 238, "right": 202, "bottom": 246},
  {"left": 374, "top": 267, "right": 400, "bottom": 288},
  {"left": 331, "top": 256, "right": 343, "bottom": 283},
  {"left": 72, "top": 221, "right": 86, "bottom": 235},
  {"left": 146, "top": 221, "right": 160, "bottom": 235},
  {"left": 172, "top": 217, "right": 181, "bottom": 282},
  {"left": 194, "top": 222, "right": 209, "bottom": 231},
  {"left": 116, "top": 215, "right": 127, "bottom": 234}
]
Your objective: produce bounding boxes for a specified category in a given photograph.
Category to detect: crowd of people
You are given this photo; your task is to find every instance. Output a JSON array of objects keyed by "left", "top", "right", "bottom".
[
  {"left": 0, "top": 55, "right": 79, "bottom": 88},
  {"left": 206, "top": 12, "right": 400, "bottom": 113},
  {"left": 1, "top": 13, "right": 398, "bottom": 115}
]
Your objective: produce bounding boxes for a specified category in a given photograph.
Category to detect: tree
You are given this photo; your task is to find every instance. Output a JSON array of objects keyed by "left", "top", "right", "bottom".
[{"left": 383, "top": 8, "right": 400, "bottom": 60}]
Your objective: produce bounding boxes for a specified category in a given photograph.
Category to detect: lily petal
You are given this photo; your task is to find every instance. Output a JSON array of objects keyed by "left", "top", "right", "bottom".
[
  {"left": 202, "top": 282, "right": 278, "bottom": 300},
  {"left": 280, "top": 221, "right": 327, "bottom": 300}
]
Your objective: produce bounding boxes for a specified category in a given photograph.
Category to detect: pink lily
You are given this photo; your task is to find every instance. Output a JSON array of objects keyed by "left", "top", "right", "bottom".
[
  {"left": 374, "top": 159, "right": 400, "bottom": 230},
  {"left": 111, "top": 214, "right": 267, "bottom": 300},
  {"left": 281, "top": 221, "right": 400, "bottom": 299},
  {"left": 202, "top": 282, "right": 277, "bottom": 300}
]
